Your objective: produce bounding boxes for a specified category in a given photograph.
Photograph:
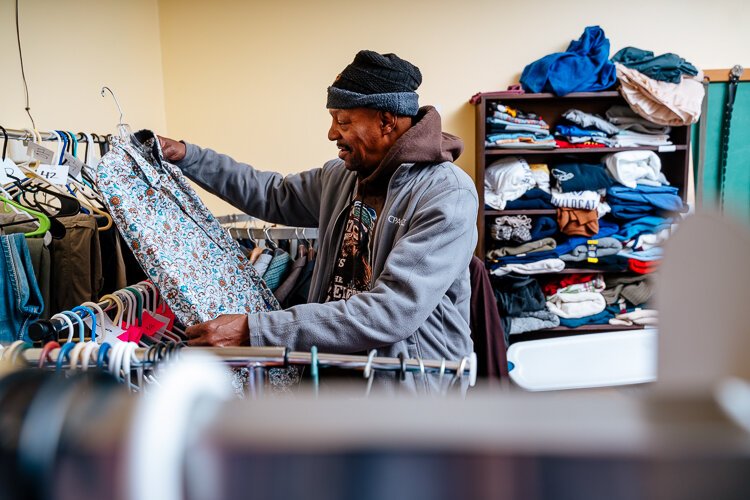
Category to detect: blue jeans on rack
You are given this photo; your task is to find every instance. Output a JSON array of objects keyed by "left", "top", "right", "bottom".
[{"left": 0, "top": 233, "right": 44, "bottom": 344}]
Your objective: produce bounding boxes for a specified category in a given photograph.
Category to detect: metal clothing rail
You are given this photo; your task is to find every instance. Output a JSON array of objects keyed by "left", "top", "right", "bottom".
[
  {"left": 16, "top": 346, "right": 478, "bottom": 382},
  {"left": 1, "top": 126, "right": 110, "bottom": 143},
  {"left": 217, "top": 214, "right": 319, "bottom": 240},
  {"left": 227, "top": 226, "right": 319, "bottom": 240}
]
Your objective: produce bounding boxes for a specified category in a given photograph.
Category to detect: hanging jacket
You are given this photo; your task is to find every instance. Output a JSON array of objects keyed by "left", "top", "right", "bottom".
[{"left": 176, "top": 106, "right": 478, "bottom": 391}]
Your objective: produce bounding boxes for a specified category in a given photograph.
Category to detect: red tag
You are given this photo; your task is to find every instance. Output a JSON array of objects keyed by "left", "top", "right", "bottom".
[
  {"left": 140, "top": 311, "right": 168, "bottom": 337},
  {"left": 119, "top": 325, "right": 145, "bottom": 343},
  {"left": 157, "top": 303, "right": 176, "bottom": 331}
]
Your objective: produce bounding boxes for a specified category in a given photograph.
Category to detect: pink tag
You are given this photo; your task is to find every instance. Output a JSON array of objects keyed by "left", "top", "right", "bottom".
[
  {"left": 119, "top": 325, "right": 145, "bottom": 343},
  {"left": 140, "top": 311, "right": 167, "bottom": 337}
]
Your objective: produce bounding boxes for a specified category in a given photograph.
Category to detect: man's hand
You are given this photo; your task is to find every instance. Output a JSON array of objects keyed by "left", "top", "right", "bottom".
[
  {"left": 157, "top": 135, "right": 187, "bottom": 162},
  {"left": 186, "top": 314, "right": 250, "bottom": 347}
]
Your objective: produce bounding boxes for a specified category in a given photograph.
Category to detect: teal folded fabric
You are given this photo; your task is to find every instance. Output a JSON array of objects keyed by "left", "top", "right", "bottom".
[{"left": 612, "top": 46, "right": 698, "bottom": 84}]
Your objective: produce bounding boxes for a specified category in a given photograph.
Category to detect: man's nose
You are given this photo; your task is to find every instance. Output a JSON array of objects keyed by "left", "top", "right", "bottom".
[{"left": 328, "top": 124, "right": 340, "bottom": 142}]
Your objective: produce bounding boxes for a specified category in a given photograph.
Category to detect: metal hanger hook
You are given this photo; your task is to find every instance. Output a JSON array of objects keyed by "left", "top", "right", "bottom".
[{"left": 101, "top": 86, "right": 125, "bottom": 125}]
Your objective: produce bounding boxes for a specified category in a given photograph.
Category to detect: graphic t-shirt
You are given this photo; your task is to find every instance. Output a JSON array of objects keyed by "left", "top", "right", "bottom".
[{"left": 326, "top": 200, "right": 377, "bottom": 302}]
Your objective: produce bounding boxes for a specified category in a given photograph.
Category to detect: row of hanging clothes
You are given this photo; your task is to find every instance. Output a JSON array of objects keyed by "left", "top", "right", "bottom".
[
  {"left": 219, "top": 214, "right": 319, "bottom": 308},
  {"left": 0, "top": 125, "right": 150, "bottom": 344}
]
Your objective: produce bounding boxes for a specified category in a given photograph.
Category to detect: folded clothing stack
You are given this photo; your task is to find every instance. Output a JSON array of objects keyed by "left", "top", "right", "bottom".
[
  {"left": 492, "top": 274, "right": 559, "bottom": 339},
  {"left": 607, "top": 184, "right": 684, "bottom": 220},
  {"left": 554, "top": 109, "right": 621, "bottom": 148},
  {"left": 603, "top": 150, "right": 668, "bottom": 188},
  {"left": 485, "top": 102, "right": 556, "bottom": 149},
  {"left": 484, "top": 156, "right": 535, "bottom": 210}
]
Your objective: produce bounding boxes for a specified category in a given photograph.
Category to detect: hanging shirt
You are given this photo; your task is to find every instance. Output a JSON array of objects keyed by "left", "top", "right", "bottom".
[
  {"left": 325, "top": 200, "right": 377, "bottom": 302},
  {"left": 97, "top": 130, "right": 279, "bottom": 326}
]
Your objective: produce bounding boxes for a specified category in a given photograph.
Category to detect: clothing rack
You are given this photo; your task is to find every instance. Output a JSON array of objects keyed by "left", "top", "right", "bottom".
[
  {"left": 228, "top": 226, "right": 319, "bottom": 240},
  {"left": 14, "top": 345, "right": 477, "bottom": 382},
  {"left": 217, "top": 213, "right": 319, "bottom": 240},
  {"left": 1, "top": 126, "right": 110, "bottom": 143}
]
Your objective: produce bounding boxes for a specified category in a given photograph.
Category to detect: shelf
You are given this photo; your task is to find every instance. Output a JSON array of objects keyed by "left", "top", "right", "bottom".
[
  {"left": 476, "top": 90, "right": 622, "bottom": 102},
  {"left": 485, "top": 145, "right": 686, "bottom": 156},
  {"left": 485, "top": 209, "right": 556, "bottom": 216}
]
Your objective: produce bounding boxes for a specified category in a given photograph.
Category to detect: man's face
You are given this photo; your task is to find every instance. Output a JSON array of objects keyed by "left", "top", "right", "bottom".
[{"left": 328, "top": 108, "right": 390, "bottom": 175}]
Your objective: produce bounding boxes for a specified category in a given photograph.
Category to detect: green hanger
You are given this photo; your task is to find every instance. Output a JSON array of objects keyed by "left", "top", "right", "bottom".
[{"left": 0, "top": 195, "right": 51, "bottom": 237}]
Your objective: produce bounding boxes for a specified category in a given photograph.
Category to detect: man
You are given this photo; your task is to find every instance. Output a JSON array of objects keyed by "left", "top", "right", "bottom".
[{"left": 159, "top": 50, "right": 478, "bottom": 384}]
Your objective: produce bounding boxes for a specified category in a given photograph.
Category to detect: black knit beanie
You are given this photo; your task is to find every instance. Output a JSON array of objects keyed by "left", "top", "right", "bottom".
[{"left": 326, "top": 50, "right": 422, "bottom": 116}]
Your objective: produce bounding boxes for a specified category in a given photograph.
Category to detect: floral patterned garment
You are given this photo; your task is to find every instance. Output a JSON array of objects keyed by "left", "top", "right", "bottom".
[{"left": 97, "top": 130, "right": 280, "bottom": 326}]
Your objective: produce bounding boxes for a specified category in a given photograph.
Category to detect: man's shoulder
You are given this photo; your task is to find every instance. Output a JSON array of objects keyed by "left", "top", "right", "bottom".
[{"left": 410, "top": 161, "right": 476, "bottom": 193}]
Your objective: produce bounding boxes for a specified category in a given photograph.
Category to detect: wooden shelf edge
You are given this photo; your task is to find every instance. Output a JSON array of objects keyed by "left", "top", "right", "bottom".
[
  {"left": 485, "top": 145, "right": 687, "bottom": 156},
  {"left": 475, "top": 90, "right": 621, "bottom": 102}
]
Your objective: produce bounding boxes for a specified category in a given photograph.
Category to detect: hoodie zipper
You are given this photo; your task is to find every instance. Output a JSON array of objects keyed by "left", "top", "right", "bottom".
[{"left": 368, "top": 163, "right": 409, "bottom": 288}]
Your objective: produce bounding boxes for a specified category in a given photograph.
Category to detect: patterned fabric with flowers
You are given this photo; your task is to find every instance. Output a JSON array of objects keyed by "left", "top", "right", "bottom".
[{"left": 97, "top": 130, "right": 280, "bottom": 326}]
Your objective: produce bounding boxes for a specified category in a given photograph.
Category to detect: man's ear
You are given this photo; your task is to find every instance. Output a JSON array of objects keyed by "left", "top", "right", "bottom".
[{"left": 380, "top": 111, "right": 398, "bottom": 135}]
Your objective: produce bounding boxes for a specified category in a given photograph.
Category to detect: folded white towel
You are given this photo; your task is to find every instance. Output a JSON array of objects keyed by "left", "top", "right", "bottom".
[{"left": 547, "top": 291, "right": 606, "bottom": 319}]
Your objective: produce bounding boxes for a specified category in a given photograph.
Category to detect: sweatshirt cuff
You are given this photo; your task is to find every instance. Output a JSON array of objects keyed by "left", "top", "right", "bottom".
[
  {"left": 174, "top": 142, "right": 200, "bottom": 170},
  {"left": 248, "top": 312, "right": 264, "bottom": 347}
]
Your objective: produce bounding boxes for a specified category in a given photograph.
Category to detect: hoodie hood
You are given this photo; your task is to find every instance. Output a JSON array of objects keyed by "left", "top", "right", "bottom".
[{"left": 358, "top": 106, "right": 464, "bottom": 194}]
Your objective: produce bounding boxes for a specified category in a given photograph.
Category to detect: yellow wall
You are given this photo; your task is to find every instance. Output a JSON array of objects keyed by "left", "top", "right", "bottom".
[
  {"left": 157, "top": 0, "right": 749, "bottom": 215},
  {"left": 0, "top": 0, "right": 167, "bottom": 150}
]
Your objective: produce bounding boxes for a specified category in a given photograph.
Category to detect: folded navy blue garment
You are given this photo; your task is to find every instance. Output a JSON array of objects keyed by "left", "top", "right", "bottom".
[
  {"left": 555, "top": 124, "right": 608, "bottom": 138},
  {"left": 607, "top": 184, "right": 684, "bottom": 212},
  {"left": 609, "top": 204, "right": 655, "bottom": 220},
  {"left": 520, "top": 25, "right": 617, "bottom": 96},
  {"left": 612, "top": 46, "right": 699, "bottom": 84},
  {"left": 559, "top": 309, "right": 613, "bottom": 327},
  {"left": 551, "top": 163, "right": 614, "bottom": 192},
  {"left": 530, "top": 216, "right": 558, "bottom": 240},
  {"left": 504, "top": 188, "right": 554, "bottom": 209},
  {"left": 562, "top": 254, "right": 629, "bottom": 272},
  {"left": 494, "top": 220, "right": 619, "bottom": 265}
]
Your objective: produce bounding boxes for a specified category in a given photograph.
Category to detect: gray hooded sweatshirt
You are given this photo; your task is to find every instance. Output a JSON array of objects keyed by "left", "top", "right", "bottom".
[{"left": 176, "top": 106, "right": 478, "bottom": 390}]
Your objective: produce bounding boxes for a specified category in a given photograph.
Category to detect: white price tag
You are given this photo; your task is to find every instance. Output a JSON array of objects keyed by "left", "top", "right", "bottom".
[
  {"left": 84, "top": 314, "right": 125, "bottom": 344},
  {"left": 62, "top": 153, "right": 85, "bottom": 180},
  {"left": 1, "top": 158, "right": 26, "bottom": 184},
  {"left": 27, "top": 142, "right": 56, "bottom": 164},
  {"left": 36, "top": 163, "right": 69, "bottom": 186}
]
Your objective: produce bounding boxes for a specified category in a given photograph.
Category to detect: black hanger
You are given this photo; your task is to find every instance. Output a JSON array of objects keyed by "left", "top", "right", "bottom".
[
  {"left": 0, "top": 125, "right": 8, "bottom": 160},
  {"left": 14, "top": 181, "right": 82, "bottom": 218}
]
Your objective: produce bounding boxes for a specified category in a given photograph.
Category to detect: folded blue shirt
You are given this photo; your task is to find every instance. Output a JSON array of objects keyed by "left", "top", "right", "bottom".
[
  {"left": 555, "top": 124, "right": 609, "bottom": 138},
  {"left": 607, "top": 184, "right": 684, "bottom": 212},
  {"left": 559, "top": 309, "right": 613, "bottom": 328},
  {"left": 613, "top": 215, "right": 672, "bottom": 241}
]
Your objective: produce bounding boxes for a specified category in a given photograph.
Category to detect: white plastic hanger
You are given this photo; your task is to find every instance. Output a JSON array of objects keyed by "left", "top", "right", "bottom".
[{"left": 50, "top": 313, "right": 76, "bottom": 343}]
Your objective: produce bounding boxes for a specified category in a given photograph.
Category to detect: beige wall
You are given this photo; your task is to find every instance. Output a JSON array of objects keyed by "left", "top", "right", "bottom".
[
  {"left": 0, "top": 0, "right": 167, "bottom": 149},
  {"left": 157, "top": 0, "right": 749, "bottom": 215}
]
